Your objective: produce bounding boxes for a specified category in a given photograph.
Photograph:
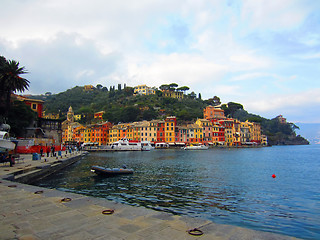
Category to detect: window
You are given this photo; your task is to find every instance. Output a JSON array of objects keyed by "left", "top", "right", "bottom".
[{"left": 32, "top": 103, "right": 37, "bottom": 109}]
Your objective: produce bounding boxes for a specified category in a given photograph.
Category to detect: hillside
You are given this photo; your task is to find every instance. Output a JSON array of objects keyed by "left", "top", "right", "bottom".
[{"left": 32, "top": 85, "right": 308, "bottom": 145}]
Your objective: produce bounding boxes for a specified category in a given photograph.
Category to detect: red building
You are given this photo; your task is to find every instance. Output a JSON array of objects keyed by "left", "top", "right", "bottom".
[
  {"left": 94, "top": 111, "right": 105, "bottom": 120},
  {"left": 157, "top": 121, "right": 165, "bottom": 143},
  {"left": 14, "top": 94, "right": 44, "bottom": 118}
]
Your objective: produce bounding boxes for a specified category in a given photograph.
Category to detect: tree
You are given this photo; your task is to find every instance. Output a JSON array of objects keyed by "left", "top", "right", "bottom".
[
  {"left": 0, "top": 57, "right": 29, "bottom": 119},
  {"left": 189, "top": 92, "right": 196, "bottom": 99},
  {"left": 96, "top": 84, "right": 103, "bottom": 90},
  {"left": 159, "top": 84, "right": 169, "bottom": 91},
  {"left": 212, "top": 96, "right": 221, "bottom": 106},
  {"left": 222, "top": 102, "right": 243, "bottom": 118},
  {"left": 177, "top": 86, "right": 189, "bottom": 93},
  {"left": 168, "top": 83, "right": 178, "bottom": 91},
  {"left": 7, "top": 100, "right": 36, "bottom": 137},
  {"left": 198, "top": 93, "right": 202, "bottom": 99}
]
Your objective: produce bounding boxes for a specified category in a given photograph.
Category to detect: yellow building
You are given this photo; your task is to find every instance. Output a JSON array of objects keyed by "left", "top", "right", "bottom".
[
  {"left": 42, "top": 111, "right": 60, "bottom": 120},
  {"left": 165, "top": 116, "right": 176, "bottom": 143},
  {"left": 195, "top": 119, "right": 212, "bottom": 143},
  {"left": 187, "top": 123, "right": 203, "bottom": 143},
  {"left": 62, "top": 122, "right": 82, "bottom": 144},
  {"left": 74, "top": 114, "right": 82, "bottom": 121},
  {"left": 162, "top": 90, "right": 184, "bottom": 99},
  {"left": 134, "top": 85, "right": 156, "bottom": 95},
  {"left": 222, "top": 119, "right": 234, "bottom": 146},
  {"left": 252, "top": 122, "right": 261, "bottom": 144},
  {"left": 84, "top": 85, "right": 94, "bottom": 91}
]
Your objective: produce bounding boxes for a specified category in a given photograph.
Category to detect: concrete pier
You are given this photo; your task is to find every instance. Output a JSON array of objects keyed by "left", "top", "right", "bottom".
[{"left": 0, "top": 153, "right": 299, "bottom": 239}]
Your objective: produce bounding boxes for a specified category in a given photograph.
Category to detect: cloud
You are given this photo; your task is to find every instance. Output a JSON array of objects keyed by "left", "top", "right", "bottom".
[
  {"left": 240, "top": 0, "right": 312, "bottom": 31},
  {"left": 1, "top": 0, "right": 320, "bottom": 123},
  {"left": 127, "top": 53, "right": 228, "bottom": 88},
  {"left": 243, "top": 88, "right": 320, "bottom": 118},
  {"left": 0, "top": 32, "right": 124, "bottom": 94}
]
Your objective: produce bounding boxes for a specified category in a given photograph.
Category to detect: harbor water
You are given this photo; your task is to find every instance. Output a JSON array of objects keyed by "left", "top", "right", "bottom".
[{"left": 33, "top": 145, "right": 320, "bottom": 239}]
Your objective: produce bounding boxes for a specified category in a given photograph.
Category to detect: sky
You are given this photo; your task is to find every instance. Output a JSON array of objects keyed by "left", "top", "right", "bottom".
[{"left": 1, "top": 0, "right": 320, "bottom": 123}]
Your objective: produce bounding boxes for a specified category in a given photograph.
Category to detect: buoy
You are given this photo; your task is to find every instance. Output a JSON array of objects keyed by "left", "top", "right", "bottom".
[{"left": 272, "top": 174, "right": 276, "bottom": 178}]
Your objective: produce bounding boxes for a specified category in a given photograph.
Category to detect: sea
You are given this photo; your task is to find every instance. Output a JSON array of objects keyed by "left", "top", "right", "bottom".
[{"left": 33, "top": 145, "right": 320, "bottom": 239}]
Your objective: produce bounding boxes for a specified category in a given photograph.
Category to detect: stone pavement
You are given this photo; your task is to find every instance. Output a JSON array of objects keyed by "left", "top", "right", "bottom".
[
  {"left": 0, "top": 153, "right": 300, "bottom": 240},
  {"left": 0, "top": 151, "right": 83, "bottom": 179}
]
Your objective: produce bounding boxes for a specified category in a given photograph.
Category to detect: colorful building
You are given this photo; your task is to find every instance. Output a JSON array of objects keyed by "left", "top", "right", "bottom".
[
  {"left": 195, "top": 119, "right": 212, "bottom": 144},
  {"left": 157, "top": 121, "right": 165, "bottom": 143},
  {"left": 219, "top": 119, "right": 234, "bottom": 146},
  {"left": 187, "top": 123, "right": 203, "bottom": 144},
  {"left": 233, "top": 120, "right": 241, "bottom": 146},
  {"left": 240, "top": 122, "right": 251, "bottom": 144},
  {"left": 165, "top": 116, "right": 177, "bottom": 144},
  {"left": 162, "top": 90, "right": 184, "bottom": 99},
  {"left": 94, "top": 111, "right": 105, "bottom": 120},
  {"left": 134, "top": 85, "right": 156, "bottom": 95},
  {"left": 203, "top": 105, "right": 225, "bottom": 120},
  {"left": 212, "top": 123, "right": 225, "bottom": 145}
]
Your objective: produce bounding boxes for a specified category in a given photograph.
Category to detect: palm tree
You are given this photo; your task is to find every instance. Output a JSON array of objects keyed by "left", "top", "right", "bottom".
[{"left": 0, "top": 57, "right": 29, "bottom": 118}]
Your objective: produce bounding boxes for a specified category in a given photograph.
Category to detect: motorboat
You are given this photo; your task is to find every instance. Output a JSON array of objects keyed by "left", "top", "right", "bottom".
[
  {"left": 109, "top": 138, "right": 153, "bottom": 151},
  {"left": 182, "top": 143, "right": 209, "bottom": 150},
  {"left": 91, "top": 165, "right": 134, "bottom": 176},
  {"left": 0, "top": 131, "right": 16, "bottom": 152},
  {"left": 141, "top": 141, "right": 154, "bottom": 151},
  {"left": 155, "top": 142, "right": 170, "bottom": 149}
]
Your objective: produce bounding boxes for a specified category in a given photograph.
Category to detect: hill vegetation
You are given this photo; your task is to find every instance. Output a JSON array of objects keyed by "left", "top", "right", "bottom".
[{"left": 33, "top": 85, "right": 308, "bottom": 145}]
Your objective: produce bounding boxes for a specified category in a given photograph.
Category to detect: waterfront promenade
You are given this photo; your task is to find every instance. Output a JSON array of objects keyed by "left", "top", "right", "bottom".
[{"left": 0, "top": 153, "right": 299, "bottom": 239}]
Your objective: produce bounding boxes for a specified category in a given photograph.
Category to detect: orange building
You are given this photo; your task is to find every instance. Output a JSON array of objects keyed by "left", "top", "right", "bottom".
[{"left": 203, "top": 105, "right": 225, "bottom": 120}]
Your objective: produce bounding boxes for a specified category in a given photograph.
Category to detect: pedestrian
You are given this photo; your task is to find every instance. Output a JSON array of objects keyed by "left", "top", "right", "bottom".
[
  {"left": 7, "top": 154, "right": 14, "bottom": 167},
  {"left": 40, "top": 147, "right": 43, "bottom": 157},
  {"left": 47, "top": 146, "right": 50, "bottom": 157},
  {"left": 51, "top": 146, "right": 55, "bottom": 157}
]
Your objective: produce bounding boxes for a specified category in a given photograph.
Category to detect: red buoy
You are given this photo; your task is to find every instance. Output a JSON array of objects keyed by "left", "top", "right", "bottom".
[{"left": 272, "top": 174, "right": 276, "bottom": 178}]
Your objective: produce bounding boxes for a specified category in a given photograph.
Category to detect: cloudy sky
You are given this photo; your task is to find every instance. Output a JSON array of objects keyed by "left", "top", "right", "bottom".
[{"left": 1, "top": 0, "right": 320, "bottom": 123}]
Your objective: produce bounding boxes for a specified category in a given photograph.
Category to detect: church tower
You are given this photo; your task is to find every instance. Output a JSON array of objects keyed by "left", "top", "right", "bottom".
[{"left": 67, "top": 106, "right": 74, "bottom": 122}]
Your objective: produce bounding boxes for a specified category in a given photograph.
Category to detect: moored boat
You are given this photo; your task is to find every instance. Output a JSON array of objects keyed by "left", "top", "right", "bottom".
[
  {"left": 91, "top": 165, "right": 134, "bottom": 176},
  {"left": 182, "top": 143, "right": 208, "bottom": 150},
  {"left": 109, "top": 138, "right": 153, "bottom": 151},
  {"left": 0, "top": 131, "right": 16, "bottom": 152},
  {"left": 155, "top": 142, "right": 169, "bottom": 149}
]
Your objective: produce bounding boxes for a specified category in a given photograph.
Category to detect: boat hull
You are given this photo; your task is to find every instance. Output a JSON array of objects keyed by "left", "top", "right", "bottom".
[
  {"left": 0, "top": 139, "right": 16, "bottom": 152},
  {"left": 183, "top": 145, "right": 209, "bottom": 150},
  {"left": 91, "top": 166, "right": 134, "bottom": 176}
]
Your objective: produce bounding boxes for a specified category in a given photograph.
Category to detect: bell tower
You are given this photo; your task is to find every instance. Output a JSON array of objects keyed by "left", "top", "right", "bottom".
[{"left": 67, "top": 106, "right": 74, "bottom": 122}]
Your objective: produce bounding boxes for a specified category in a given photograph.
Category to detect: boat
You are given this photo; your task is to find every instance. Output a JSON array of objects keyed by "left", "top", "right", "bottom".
[
  {"left": 109, "top": 138, "right": 153, "bottom": 151},
  {"left": 155, "top": 142, "right": 170, "bottom": 149},
  {"left": 182, "top": 143, "right": 209, "bottom": 150},
  {"left": 0, "top": 131, "right": 16, "bottom": 152},
  {"left": 91, "top": 165, "right": 134, "bottom": 176}
]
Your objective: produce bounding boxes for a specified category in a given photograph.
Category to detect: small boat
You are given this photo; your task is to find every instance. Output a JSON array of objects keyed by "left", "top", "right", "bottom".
[
  {"left": 182, "top": 144, "right": 208, "bottom": 150},
  {"left": 91, "top": 165, "right": 134, "bottom": 176}
]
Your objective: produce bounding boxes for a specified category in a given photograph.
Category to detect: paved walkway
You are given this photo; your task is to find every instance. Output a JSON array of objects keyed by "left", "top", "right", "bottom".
[{"left": 0, "top": 153, "right": 299, "bottom": 240}]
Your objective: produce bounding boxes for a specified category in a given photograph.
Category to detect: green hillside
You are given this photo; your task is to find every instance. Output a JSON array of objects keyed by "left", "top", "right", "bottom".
[{"left": 33, "top": 85, "right": 308, "bottom": 145}]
